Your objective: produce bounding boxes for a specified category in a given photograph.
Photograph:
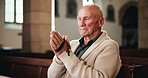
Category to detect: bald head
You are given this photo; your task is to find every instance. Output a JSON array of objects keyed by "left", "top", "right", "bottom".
[
  {"left": 78, "top": 4, "right": 103, "bottom": 18},
  {"left": 77, "top": 4, "right": 105, "bottom": 39}
]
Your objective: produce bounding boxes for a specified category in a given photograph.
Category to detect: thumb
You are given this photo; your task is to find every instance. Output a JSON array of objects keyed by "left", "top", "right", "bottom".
[{"left": 62, "top": 35, "right": 68, "bottom": 40}]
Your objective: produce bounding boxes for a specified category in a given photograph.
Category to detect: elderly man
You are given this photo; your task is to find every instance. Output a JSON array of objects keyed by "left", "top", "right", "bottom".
[{"left": 48, "top": 4, "right": 121, "bottom": 78}]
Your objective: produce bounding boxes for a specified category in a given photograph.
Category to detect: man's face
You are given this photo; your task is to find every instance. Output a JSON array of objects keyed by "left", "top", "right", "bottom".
[{"left": 77, "top": 8, "right": 100, "bottom": 37}]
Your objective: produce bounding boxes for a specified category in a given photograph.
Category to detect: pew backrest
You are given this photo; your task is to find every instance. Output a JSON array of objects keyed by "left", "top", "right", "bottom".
[{"left": 0, "top": 56, "right": 52, "bottom": 78}]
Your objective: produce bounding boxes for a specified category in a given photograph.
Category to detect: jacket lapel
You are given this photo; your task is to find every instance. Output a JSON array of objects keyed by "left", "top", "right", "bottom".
[
  {"left": 80, "top": 30, "right": 109, "bottom": 60},
  {"left": 71, "top": 40, "right": 80, "bottom": 53}
]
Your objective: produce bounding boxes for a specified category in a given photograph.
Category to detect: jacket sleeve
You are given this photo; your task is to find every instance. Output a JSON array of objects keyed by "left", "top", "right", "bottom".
[
  {"left": 47, "top": 56, "right": 66, "bottom": 78},
  {"left": 58, "top": 40, "right": 121, "bottom": 78}
]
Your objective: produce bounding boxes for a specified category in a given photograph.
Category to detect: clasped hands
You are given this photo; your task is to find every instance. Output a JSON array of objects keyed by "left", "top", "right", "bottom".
[{"left": 50, "top": 31, "right": 71, "bottom": 56}]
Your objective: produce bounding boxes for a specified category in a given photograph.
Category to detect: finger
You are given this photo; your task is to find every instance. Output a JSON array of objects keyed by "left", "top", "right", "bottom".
[
  {"left": 50, "top": 31, "right": 61, "bottom": 47},
  {"left": 50, "top": 33, "right": 61, "bottom": 49},
  {"left": 53, "top": 32, "right": 63, "bottom": 44},
  {"left": 63, "top": 36, "right": 69, "bottom": 42},
  {"left": 54, "top": 31, "right": 63, "bottom": 42},
  {"left": 51, "top": 31, "right": 63, "bottom": 45},
  {"left": 63, "top": 36, "right": 71, "bottom": 49},
  {"left": 64, "top": 36, "right": 68, "bottom": 40},
  {"left": 50, "top": 31, "right": 66, "bottom": 50},
  {"left": 50, "top": 38, "right": 57, "bottom": 49}
]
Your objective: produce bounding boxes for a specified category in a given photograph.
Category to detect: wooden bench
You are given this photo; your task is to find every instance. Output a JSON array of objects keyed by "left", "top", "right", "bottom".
[
  {"left": 120, "top": 49, "right": 148, "bottom": 58},
  {"left": 120, "top": 49, "right": 148, "bottom": 78},
  {"left": 0, "top": 56, "right": 52, "bottom": 78},
  {"left": 0, "top": 49, "right": 147, "bottom": 78},
  {"left": 116, "top": 64, "right": 143, "bottom": 78},
  {"left": 0, "top": 55, "right": 144, "bottom": 78}
]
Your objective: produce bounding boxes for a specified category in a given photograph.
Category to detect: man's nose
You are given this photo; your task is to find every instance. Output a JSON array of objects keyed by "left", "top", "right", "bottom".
[{"left": 78, "top": 20, "right": 85, "bottom": 26}]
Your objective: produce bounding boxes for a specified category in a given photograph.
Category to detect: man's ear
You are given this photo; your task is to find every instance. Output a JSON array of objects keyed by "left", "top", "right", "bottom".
[{"left": 98, "top": 18, "right": 105, "bottom": 27}]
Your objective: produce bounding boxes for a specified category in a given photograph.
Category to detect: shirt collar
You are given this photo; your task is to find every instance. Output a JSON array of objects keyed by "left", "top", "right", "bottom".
[{"left": 79, "top": 32, "right": 103, "bottom": 46}]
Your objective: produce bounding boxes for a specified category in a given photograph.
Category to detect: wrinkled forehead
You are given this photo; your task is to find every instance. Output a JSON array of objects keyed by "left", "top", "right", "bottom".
[
  {"left": 78, "top": 8, "right": 93, "bottom": 17},
  {"left": 78, "top": 5, "right": 103, "bottom": 18}
]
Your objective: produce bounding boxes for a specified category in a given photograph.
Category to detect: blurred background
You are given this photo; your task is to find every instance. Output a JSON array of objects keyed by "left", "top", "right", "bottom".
[{"left": 0, "top": 0, "right": 147, "bottom": 53}]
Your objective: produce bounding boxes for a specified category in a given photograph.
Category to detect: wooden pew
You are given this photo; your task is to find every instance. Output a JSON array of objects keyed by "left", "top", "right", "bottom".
[
  {"left": 0, "top": 49, "right": 147, "bottom": 78},
  {"left": 0, "top": 56, "right": 52, "bottom": 78},
  {"left": 116, "top": 64, "right": 143, "bottom": 78},
  {"left": 0, "top": 50, "right": 54, "bottom": 59},
  {"left": 0, "top": 55, "right": 144, "bottom": 78},
  {"left": 120, "top": 49, "right": 148, "bottom": 78},
  {"left": 121, "top": 57, "right": 148, "bottom": 78},
  {"left": 120, "top": 49, "right": 148, "bottom": 58}
]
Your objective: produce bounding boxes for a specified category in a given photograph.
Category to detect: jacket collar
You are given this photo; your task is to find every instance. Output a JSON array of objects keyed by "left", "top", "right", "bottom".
[{"left": 72, "top": 30, "right": 110, "bottom": 60}]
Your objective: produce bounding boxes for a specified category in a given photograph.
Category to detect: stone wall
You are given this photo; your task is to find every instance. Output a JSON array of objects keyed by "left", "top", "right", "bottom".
[{"left": 139, "top": 0, "right": 148, "bottom": 48}]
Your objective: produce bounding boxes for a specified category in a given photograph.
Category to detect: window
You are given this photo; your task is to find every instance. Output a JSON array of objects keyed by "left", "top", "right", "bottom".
[
  {"left": 66, "top": 0, "right": 77, "bottom": 18},
  {"left": 5, "top": 0, "right": 23, "bottom": 23},
  {"left": 83, "top": 0, "right": 94, "bottom": 6},
  {"left": 55, "top": 0, "right": 59, "bottom": 17},
  {"left": 106, "top": 5, "right": 115, "bottom": 22}
]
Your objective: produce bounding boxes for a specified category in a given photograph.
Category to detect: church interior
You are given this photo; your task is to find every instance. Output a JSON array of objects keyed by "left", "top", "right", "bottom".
[{"left": 0, "top": 0, "right": 148, "bottom": 78}]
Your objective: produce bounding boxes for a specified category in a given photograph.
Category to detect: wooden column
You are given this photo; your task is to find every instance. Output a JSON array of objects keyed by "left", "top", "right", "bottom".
[{"left": 23, "top": 0, "right": 52, "bottom": 53}]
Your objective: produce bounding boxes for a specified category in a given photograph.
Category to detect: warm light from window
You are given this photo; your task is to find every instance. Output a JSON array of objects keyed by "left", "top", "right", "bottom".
[
  {"left": 5, "top": 0, "right": 23, "bottom": 23},
  {"left": 83, "top": 0, "right": 94, "bottom": 6},
  {"left": 16, "top": 0, "right": 23, "bottom": 23},
  {"left": 5, "top": 0, "right": 14, "bottom": 23}
]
